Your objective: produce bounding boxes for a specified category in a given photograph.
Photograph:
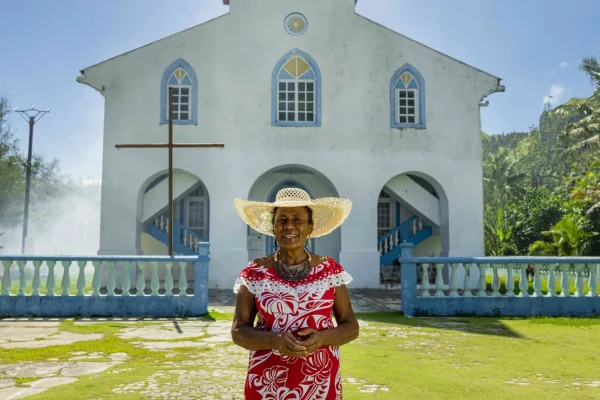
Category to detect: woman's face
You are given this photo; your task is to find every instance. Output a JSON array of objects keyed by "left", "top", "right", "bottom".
[{"left": 273, "top": 207, "right": 313, "bottom": 251}]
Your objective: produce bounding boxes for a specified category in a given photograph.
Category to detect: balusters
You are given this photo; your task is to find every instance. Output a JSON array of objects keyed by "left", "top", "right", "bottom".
[
  {"left": 505, "top": 264, "right": 515, "bottom": 297},
  {"left": 179, "top": 262, "right": 188, "bottom": 296},
  {"left": 588, "top": 264, "right": 598, "bottom": 297},
  {"left": 17, "top": 260, "right": 26, "bottom": 296},
  {"left": 477, "top": 263, "right": 487, "bottom": 297},
  {"left": 32, "top": 260, "right": 42, "bottom": 296},
  {"left": 547, "top": 264, "right": 558, "bottom": 297},
  {"left": 159, "top": 215, "right": 165, "bottom": 230},
  {"left": 560, "top": 264, "right": 570, "bottom": 297},
  {"left": 378, "top": 242, "right": 383, "bottom": 255},
  {"left": 575, "top": 264, "right": 585, "bottom": 297},
  {"left": 518, "top": 264, "right": 529, "bottom": 297},
  {"left": 393, "top": 231, "right": 399, "bottom": 248},
  {"left": 463, "top": 263, "right": 472, "bottom": 297},
  {"left": 136, "top": 262, "right": 147, "bottom": 296},
  {"left": 449, "top": 263, "right": 459, "bottom": 297},
  {"left": 122, "top": 262, "right": 131, "bottom": 296},
  {"left": 165, "top": 262, "right": 174, "bottom": 296},
  {"left": 91, "top": 261, "right": 101, "bottom": 296},
  {"left": 61, "top": 261, "right": 72, "bottom": 296},
  {"left": 151, "top": 262, "right": 159, "bottom": 296},
  {"left": 435, "top": 263, "right": 445, "bottom": 297},
  {"left": 532, "top": 264, "right": 543, "bottom": 297},
  {"left": 76, "top": 261, "right": 86, "bottom": 296},
  {"left": 106, "top": 261, "right": 116, "bottom": 296},
  {"left": 420, "top": 264, "right": 430, "bottom": 297},
  {"left": 46, "top": 261, "right": 56, "bottom": 296},
  {"left": 1, "top": 260, "right": 11, "bottom": 296},
  {"left": 491, "top": 265, "right": 500, "bottom": 297}
]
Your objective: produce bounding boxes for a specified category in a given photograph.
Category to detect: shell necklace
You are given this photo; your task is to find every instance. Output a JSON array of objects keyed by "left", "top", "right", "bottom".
[{"left": 273, "top": 250, "right": 312, "bottom": 281}]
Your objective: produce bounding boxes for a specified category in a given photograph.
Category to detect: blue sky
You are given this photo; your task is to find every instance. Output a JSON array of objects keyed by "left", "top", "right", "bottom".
[{"left": 1, "top": 0, "right": 599, "bottom": 182}]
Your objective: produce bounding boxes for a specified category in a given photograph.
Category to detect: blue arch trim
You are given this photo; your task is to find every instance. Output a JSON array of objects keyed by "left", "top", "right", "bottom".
[
  {"left": 390, "top": 63, "right": 426, "bottom": 129},
  {"left": 265, "top": 180, "right": 316, "bottom": 255},
  {"left": 271, "top": 49, "right": 322, "bottom": 127},
  {"left": 160, "top": 58, "right": 198, "bottom": 126}
]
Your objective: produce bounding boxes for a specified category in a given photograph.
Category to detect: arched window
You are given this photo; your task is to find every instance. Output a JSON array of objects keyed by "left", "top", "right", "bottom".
[
  {"left": 272, "top": 49, "right": 321, "bottom": 126},
  {"left": 390, "top": 64, "right": 425, "bottom": 128},
  {"left": 160, "top": 59, "right": 198, "bottom": 125}
]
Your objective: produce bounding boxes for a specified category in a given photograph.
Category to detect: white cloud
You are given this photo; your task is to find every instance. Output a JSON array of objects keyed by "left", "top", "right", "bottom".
[
  {"left": 558, "top": 61, "right": 570, "bottom": 68},
  {"left": 543, "top": 84, "right": 566, "bottom": 106}
]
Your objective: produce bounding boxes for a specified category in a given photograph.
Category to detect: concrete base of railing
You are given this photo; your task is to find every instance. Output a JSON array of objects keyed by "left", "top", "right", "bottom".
[{"left": 0, "top": 295, "right": 206, "bottom": 318}]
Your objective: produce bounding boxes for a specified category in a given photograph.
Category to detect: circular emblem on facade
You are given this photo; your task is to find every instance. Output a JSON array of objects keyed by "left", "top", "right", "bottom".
[{"left": 284, "top": 13, "right": 308, "bottom": 36}]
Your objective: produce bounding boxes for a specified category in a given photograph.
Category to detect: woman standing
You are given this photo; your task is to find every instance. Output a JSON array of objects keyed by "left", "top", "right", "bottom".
[{"left": 231, "top": 188, "right": 359, "bottom": 399}]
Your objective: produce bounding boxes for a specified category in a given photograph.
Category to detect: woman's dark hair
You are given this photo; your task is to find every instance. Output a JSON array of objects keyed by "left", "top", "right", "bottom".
[{"left": 272, "top": 206, "right": 313, "bottom": 225}]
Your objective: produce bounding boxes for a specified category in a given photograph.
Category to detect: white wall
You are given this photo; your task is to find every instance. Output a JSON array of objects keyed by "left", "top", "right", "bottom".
[{"left": 79, "top": 0, "right": 502, "bottom": 287}]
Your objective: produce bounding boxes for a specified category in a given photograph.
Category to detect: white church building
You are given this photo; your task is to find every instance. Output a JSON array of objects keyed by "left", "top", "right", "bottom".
[{"left": 77, "top": 0, "right": 504, "bottom": 289}]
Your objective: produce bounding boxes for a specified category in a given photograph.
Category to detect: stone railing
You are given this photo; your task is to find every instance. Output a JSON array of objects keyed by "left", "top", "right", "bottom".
[
  {"left": 400, "top": 243, "right": 600, "bottom": 317},
  {"left": 0, "top": 244, "right": 210, "bottom": 317}
]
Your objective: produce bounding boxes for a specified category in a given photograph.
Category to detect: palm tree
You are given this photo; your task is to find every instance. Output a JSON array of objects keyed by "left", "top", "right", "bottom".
[
  {"left": 554, "top": 56, "right": 600, "bottom": 154},
  {"left": 483, "top": 147, "right": 527, "bottom": 208},
  {"left": 570, "top": 159, "right": 600, "bottom": 215},
  {"left": 528, "top": 218, "right": 598, "bottom": 256}
]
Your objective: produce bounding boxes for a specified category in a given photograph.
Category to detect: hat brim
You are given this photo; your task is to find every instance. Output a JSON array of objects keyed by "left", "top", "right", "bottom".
[{"left": 234, "top": 197, "right": 352, "bottom": 238}]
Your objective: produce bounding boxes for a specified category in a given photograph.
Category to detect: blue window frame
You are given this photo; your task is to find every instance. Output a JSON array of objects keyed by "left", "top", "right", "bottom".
[
  {"left": 390, "top": 64, "right": 426, "bottom": 129},
  {"left": 272, "top": 49, "right": 321, "bottom": 127},
  {"left": 160, "top": 58, "right": 198, "bottom": 125}
]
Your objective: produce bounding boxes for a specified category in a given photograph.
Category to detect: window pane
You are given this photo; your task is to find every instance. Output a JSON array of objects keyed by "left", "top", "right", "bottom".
[
  {"left": 279, "top": 102, "right": 286, "bottom": 111},
  {"left": 287, "top": 82, "right": 295, "bottom": 91},
  {"left": 400, "top": 116, "right": 407, "bottom": 123},
  {"left": 299, "top": 82, "right": 305, "bottom": 91},
  {"left": 181, "top": 96, "right": 189, "bottom": 104},
  {"left": 279, "top": 92, "right": 286, "bottom": 101},
  {"left": 181, "top": 88, "right": 189, "bottom": 95},
  {"left": 279, "top": 112, "right": 286, "bottom": 121},
  {"left": 172, "top": 88, "right": 179, "bottom": 95},
  {"left": 287, "top": 92, "right": 295, "bottom": 101},
  {"left": 408, "top": 91, "right": 415, "bottom": 98},
  {"left": 180, "top": 113, "right": 189, "bottom": 120},
  {"left": 171, "top": 96, "right": 179, "bottom": 103},
  {"left": 408, "top": 100, "right": 415, "bottom": 106},
  {"left": 400, "top": 99, "right": 406, "bottom": 106},
  {"left": 408, "top": 116, "right": 415, "bottom": 123},
  {"left": 399, "top": 91, "right": 407, "bottom": 98},
  {"left": 172, "top": 105, "right": 179, "bottom": 112},
  {"left": 279, "top": 82, "right": 286, "bottom": 91},
  {"left": 299, "top": 103, "right": 305, "bottom": 111},
  {"left": 288, "top": 112, "right": 295, "bottom": 121},
  {"left": 307, "top": 82, "right": 314, "bottom": 91},
  {"left": 298, "top": 113, "right": 306, "bottom": 122},
  {"left": 307, "top": 103, "right": 314, "bottom": 112},
  {"left": 307, "top": 93, "right": 314, "bottom": 101},
  {"left": 181, "top": 105, "right": 188, "bottom": 112},
  {"left": 307, "top": 113, "right": 314, "bottom": 121},
  {"left": 408, "top": 107, "right": 415, "bottom": 114},
  {"left": 400, "top": 108, "right": 406, "bottom": 114},
  {"left": 288, "top": 102, "right": 295, "bottom": 111},
  {"left": 299, "top": 93, "right": 305, "bottom": 101}
]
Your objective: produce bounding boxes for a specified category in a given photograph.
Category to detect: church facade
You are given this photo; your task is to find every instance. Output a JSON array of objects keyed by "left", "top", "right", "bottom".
[{"left": 77, "top": 0, "right": 504, "bottom": 289}]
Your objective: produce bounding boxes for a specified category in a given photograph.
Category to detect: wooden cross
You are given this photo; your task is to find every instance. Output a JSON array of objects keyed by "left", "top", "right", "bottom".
[{"left": 116, "top": 87, "right": 224, "bottom": 256}]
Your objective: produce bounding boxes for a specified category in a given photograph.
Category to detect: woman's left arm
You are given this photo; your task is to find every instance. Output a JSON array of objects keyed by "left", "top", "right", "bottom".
[{"left": 298, "top": 284, "right": 359, "bottom": 353}]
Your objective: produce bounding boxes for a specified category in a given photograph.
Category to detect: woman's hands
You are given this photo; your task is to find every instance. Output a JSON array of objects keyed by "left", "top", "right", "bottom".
[{"left": 274, "top": 329, "right": 324, "bottom": 357}]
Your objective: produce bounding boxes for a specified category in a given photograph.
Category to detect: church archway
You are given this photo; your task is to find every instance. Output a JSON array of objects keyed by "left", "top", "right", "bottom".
[
  {"left": 377, "top": 172, "right": 449, "bottom": 285},
  {"left": 246, "top": 165, "right": 340, "bottom": 261},
  {"left": 137, "top": 169, "right": 210, "bottom": 256}
]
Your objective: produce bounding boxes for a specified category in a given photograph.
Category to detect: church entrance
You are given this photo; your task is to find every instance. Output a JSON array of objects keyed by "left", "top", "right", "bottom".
[{"left": 246, "top": 165, "right": 341, "bottom": 262}]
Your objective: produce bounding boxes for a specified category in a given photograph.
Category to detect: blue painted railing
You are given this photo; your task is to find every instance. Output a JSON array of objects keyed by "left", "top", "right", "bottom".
[
  {"left": 379, "top": 216, "right": 432, "bottom": 267},
  {"left": 0, "top": 244, "right": 210, "bottom": 317},
  {"left": 399, "top": 243, "right": 600, "bottom": 317},
  {"left": 146, "top": 213, "right": 204, "bottom": 256}
]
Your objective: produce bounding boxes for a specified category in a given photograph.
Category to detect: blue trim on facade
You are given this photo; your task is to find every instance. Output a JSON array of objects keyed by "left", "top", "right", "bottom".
[
  {"left": 395, "top": 201, "right": 400, "bottom": 227},
  {"left": 160, "top": 58, "right": 199, "bottom": 126},
  {"left": 145, "top": 174, "right": 168, "bottom": 193},
  {"left": 271, "top": 49, "right": 322, "bottom": 127},
  {"left": 179, "top": 199, "right": 184, "bottom": 223},
  {"left": 390, "top": 64, "right": 426, "bottom": 129}
]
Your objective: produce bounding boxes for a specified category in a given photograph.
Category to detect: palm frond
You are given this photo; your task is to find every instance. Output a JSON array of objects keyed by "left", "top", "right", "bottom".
[{"left": 565, "top": 134, "right": 600, "bottom": 154}]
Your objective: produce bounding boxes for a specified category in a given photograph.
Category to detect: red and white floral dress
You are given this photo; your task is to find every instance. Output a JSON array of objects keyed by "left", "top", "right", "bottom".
[{"left": 233, "top": 257, "right": 353, "bottom": 400}]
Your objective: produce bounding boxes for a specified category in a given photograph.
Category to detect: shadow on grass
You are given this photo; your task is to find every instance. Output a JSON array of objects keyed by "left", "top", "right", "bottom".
[{"left": 355, "top": 312, "right": 526, "bottom": 338}]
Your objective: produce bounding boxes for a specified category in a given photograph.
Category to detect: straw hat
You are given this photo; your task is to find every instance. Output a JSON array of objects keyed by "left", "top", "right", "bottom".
[{"left": 234, "top": 188, "right": 352, "bottom": 238}]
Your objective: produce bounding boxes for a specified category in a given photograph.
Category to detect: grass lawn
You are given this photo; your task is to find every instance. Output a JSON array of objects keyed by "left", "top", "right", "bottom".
[{"left": 2, "top": 312, "right": 600, "bottom": 399}]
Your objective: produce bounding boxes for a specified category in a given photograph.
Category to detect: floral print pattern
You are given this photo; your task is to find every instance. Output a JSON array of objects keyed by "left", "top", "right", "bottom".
[{"left": 234, "top": 258, "right": 353, "bottom": 399}]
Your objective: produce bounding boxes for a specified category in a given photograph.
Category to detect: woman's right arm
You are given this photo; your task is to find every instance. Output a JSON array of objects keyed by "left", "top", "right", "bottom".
[{"left": 231, "top": 285, "right": 308, "bottom": 357}]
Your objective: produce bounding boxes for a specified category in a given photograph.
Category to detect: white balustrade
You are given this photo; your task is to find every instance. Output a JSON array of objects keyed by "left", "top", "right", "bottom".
[
  {"left": 589, "top": 264, "right": 599, "bottom": 297},
  {"left": 1, "top": 260, "right": 11, "bottom": 296},
  {"left": 179, "top": 262, "right": 188, "bottom": 296}
]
